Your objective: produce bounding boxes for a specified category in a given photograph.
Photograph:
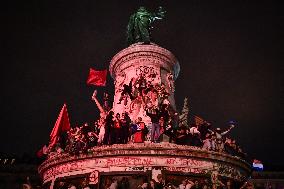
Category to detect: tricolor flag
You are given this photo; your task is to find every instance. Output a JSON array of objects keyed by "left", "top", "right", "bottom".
[
  {"left": 86, "top": 68, "right": 107, "bottom": 86},
  {"left": 253, "top": 159, "right": 264, "bottom": 171}
]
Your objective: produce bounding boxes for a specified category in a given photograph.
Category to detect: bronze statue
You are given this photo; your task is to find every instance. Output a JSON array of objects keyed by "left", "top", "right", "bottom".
[{"left": 126, "top": 6, "right": 166, "bottom": 45}]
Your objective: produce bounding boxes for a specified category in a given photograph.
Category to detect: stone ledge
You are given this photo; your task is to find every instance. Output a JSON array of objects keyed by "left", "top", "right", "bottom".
[{"left": 38, "top": 143, "right": 251, "bottom": 178}]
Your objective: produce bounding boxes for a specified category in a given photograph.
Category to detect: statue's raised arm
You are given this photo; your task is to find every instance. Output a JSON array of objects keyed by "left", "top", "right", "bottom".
[{"left": 126, "top": 6, "right": 166, "bottom": 45}]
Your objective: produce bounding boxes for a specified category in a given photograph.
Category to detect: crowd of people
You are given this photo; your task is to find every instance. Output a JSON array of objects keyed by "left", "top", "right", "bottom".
[
  {"left": 38, "top": 74, "right": 254, "bottom": 189},
  {"left": 53, "top": 115, "right": 245, "bottom": 159},
  {"left": 51, "top": 173, "right": 255, "bottom": 189},
  {"left": 48, "top": 73, "right": 246, "bottom": 160}
]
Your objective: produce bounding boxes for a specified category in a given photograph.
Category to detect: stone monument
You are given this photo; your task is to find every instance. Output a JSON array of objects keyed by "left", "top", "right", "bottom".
[{"left": 38, "top": 7, "right": 251, "bottom": 189}]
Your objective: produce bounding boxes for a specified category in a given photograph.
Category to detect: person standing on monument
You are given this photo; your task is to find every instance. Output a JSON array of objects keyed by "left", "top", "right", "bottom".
[
  {"left": 133, "top": 117, "right": 146, "bottom": 143},
  {"left": 96, "top": 115, "right": 106, "bottom": 146},
  {"left": 103, "top": 111, "right": 115, "bottom": 145},
  {"left": 120, "top": 112, "right": 130, "bottom": 144},
  {"left": 145, "top": 107, "right": 161, "bottom": 143},
  {"left": 113, "top": 113, "right": 122, "bottom": 144},
  {"left": 103, "top": 92, "right": 111, "bottom": 111},
  {"left": 209, "top": 124, "right": 235, "bottom": 153}
]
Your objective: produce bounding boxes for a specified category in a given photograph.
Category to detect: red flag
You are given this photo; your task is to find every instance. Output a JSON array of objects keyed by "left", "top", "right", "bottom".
[
  {"left": 48, "top": 104, "right": 71, "bottom": 148},
  {"left": 86, "top": 68, "right": 107, "bottom": 86},
  {"left": 36, "top": 145, "right": 48, "bottom": 158},
  {"left": 253, "top": 159, "right": 262, "bottom": 164},
  {"left": 36, "top": 148, "right": 43, "bottom": 158}
]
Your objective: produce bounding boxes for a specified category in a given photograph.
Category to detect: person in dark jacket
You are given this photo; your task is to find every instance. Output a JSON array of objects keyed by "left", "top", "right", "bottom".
[
  {"left": 146, "top": 107, "right": 161, "bottom": 143},
  {"left": 103, "top": 111, "right": 114, "bottom": 145}
]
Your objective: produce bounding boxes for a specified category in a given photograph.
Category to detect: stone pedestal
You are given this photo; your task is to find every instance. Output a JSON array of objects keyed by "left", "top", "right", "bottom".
[
  {"left": 38, "top": 143, "right": 251, "bottom": 187},
  {"left": 109, "top": 43, "right": 180, "bottom": 124},
  {"left": 39, "top": 42, "right": 252, "bottom": 189}
]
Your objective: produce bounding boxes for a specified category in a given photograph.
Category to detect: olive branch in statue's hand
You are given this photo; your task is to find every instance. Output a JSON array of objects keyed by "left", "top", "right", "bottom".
[
  {"left": 157, "top": 6, "right": 166, "bottom": 18},
  {"left": 152, "top": 6, "right": 166, "bottom": 21}
]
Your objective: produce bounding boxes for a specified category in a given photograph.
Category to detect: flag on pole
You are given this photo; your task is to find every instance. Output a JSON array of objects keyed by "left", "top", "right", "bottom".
[
  {"left": 194, "top": 115, "right": 204, "bottom": 126},
  {"left": 253, "top": 159, "right": 264, "bottom": 171},
  {"left": 86, "top": 68, "right": 107, "bottom": 86},
  {"left": 48, "top": 104, "right": 71, "bottom": 149}
]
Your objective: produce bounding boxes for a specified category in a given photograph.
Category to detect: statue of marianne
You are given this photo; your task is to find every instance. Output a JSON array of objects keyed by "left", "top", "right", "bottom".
[{"left": 126, "top": 6, "right": 166, "bottom": 45}]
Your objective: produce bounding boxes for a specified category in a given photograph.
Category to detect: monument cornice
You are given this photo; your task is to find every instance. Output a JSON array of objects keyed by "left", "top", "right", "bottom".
[
  {"left": 109, "top": 43, "right": 180, "bottom": 80},
  {"left": 39, "top": 143, "right": 251, "bottom": 182}
]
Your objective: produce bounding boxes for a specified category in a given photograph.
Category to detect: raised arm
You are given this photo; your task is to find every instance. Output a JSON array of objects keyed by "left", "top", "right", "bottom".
[
  {"left": 91, "top": 90, "right": 106, "bottom": 114},
  {"left": 208, "top": 129, "right": 214, "bottom": 134},
  {"left": 221, "top": 125, "right": 234, "bottom": 136}
]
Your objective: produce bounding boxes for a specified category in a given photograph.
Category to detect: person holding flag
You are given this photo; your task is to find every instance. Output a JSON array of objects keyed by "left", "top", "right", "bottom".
[{"left": 47, "top": 104, "right": 71, "bottom": 153}]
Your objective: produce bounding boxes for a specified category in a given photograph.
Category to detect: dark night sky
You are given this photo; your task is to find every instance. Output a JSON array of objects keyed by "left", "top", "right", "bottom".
[{"left": 2, "top": 1, "right": 283, "bottom": 168}]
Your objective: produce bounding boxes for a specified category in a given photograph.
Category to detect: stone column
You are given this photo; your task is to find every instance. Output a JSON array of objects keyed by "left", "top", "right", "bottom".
[{"left": 109, "top": 43, "right": 180, "bottom": 124}]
